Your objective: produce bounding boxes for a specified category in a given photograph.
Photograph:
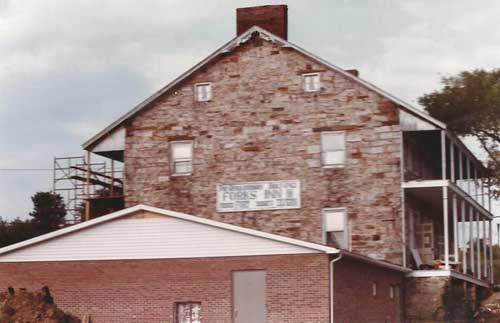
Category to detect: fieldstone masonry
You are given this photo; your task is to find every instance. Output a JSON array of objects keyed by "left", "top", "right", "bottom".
[{"left": 124, "top": 34, "right": 404, "bottom": 264}]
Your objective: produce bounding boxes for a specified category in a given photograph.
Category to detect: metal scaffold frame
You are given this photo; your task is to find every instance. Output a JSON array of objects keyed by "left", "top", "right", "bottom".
[{"left": 52, "top": 155, "right": 123, "bottom": 223}]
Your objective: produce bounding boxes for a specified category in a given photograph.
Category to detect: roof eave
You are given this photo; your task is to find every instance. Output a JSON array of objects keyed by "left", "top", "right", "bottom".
[
  {"left": 82, "top": 25, "right": 446, "bottom": 151},
  {"left": 0, "top": 204, "right": 339, "bottom": 257}
]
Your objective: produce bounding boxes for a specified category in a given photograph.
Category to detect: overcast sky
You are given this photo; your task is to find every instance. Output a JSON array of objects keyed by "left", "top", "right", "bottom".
[{"left": 1, "top": 0, "right": 499, "bottom": 223}]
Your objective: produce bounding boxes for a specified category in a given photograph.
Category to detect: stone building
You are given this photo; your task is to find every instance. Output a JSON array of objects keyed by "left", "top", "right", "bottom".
[{"left": 0, "top": 5, "right": 496, "bottom": 322}]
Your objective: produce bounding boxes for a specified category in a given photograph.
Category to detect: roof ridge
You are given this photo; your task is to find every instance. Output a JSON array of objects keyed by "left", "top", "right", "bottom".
[{"left": 82, "top": 26, "right": 445, "bottom": 150}]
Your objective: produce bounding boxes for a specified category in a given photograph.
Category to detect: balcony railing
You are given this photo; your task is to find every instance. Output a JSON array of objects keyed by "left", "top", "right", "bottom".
[{"left": 403, "top": 130, "right": 496, "bottom": 284}]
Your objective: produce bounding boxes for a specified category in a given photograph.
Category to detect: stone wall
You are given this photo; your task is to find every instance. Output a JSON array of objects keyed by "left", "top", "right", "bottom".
[
  {"left": 124, "top": 34, "right": 404, "bottom": 264},
  {"left": 405, "top": 276, "right": 478, "bottom": 322}
]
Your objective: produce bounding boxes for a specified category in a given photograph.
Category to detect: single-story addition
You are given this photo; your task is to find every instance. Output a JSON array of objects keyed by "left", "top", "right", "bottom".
[{"left": 0, "top": 205, "right": 408, "bottom": 323}]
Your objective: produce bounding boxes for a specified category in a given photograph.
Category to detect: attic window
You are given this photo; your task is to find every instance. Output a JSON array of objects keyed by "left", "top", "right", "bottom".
[
  {"left": 195, "top": 83, "right": 212, "bottom": 102},
  {"left": 303, "top": 73, "right": 320, "bottom": 92}
]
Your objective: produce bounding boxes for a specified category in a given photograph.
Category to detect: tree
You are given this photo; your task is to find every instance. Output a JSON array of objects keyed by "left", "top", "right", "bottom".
[
  {"left": 419, "top": 69, "right": 500, "bottom": 197},
  {"left": 29, "top": 192, "right": 67, "bottom": 233}
]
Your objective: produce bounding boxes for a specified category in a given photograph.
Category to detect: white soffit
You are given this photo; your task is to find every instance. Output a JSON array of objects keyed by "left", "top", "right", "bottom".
[
  {"left": 400, "top": 110, "right": 438, "bottom": 131},
  {"left": 90, "top": 126, "right": 125, "bottom": 153},
  {"left": 0, "top": 205, "right": 338, "bottom": 262}
]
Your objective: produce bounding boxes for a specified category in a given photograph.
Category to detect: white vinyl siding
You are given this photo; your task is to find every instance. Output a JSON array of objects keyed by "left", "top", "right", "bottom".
[
  {"left": 0, "top": 215, "right": 322, "bottom": 262},
  {"left": 195, "top": 82, "right": 212, "bottom": 101},
  {"left": 323, "top": 208, "right": 348, "bottom": 249},
  {"left": 303, "top": 73, "right": 320, "bottom": 92},
  {"left": 171, "top": 141, "right": 193, "bottom": 175},
  {"left": 321, "top": 131, "right": 346, "bottom": 167}
]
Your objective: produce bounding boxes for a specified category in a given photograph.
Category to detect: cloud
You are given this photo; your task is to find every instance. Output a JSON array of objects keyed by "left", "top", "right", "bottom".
[{"left": 1, "top": 0, "right": 499, "bottom": 220}]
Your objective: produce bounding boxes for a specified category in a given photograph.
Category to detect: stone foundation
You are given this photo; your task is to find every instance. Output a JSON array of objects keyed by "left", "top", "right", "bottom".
[{"left": 405, "top": 276, "right": 479, "bottom": 322}]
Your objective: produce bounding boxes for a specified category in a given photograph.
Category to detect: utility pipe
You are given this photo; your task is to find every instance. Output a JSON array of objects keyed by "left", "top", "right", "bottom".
[{"left": 330, "top": 253, "right": 343, "bottom": 323}]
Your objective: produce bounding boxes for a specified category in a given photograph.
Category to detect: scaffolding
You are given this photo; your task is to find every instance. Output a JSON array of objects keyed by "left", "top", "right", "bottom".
[{"left": 52, "top": 155, "right": 123, "bottom": 223}]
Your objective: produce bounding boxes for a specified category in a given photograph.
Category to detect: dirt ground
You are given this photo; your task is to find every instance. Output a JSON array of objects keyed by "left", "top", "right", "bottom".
[{"left": 0, "top": 287, "right": 81, "bottom": 323}]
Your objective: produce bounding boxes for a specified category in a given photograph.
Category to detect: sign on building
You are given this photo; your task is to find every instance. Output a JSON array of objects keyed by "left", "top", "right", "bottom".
[{"left": 217, "top": 180, "right": 300, "bottom": 212}]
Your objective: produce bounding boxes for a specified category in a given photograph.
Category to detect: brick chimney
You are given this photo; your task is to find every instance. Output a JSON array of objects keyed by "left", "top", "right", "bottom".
[{"left": 236, "top": 5, "right": 288, "bottom": 40}]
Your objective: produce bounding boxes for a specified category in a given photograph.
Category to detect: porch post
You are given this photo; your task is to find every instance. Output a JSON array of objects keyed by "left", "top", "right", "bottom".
[
  {"left": 466, "top": 158, "right": 471, "bottom": 195},
  {"left": 450, "top": 142, "right": 455, "bottom": 182},
  {"left": 452, "top": 194, "right": 459, "bottom": 263},
  {"left": 476, "top": 212, "right": 481, "bottom": 280},
  {"left": 459, "top": 149, "right": 463, "bottom": 186},
  {"left": 443, "top": 186, "right": 450, "bottom": 270},
  {"left": 491, "top": 178, "right": 494, "bottom": 213},
  {"left": 474, "top": 168, "right": 478, "bottom": 203},
  {"left": 481, "top": 172, "right": 485, "bottom": 207},
  {"left": 461, "top": 200, "right": 467, "bottom": 274},
  {"left": 483, "top": 218, "right": 488, "bottom": 279},
  {"left": 490, "top": 220, "right": 494, "bottom": 284},
  {"left": 470, "top": 207, "right": 475, "bottom": 275},
  {"left": 441, "top": 131, "right": 447, "bottom": 180}
]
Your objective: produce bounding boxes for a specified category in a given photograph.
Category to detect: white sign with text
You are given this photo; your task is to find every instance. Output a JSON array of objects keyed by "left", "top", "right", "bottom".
[{"left": 216, "top": 180, "right": 301, "bottom": 212}]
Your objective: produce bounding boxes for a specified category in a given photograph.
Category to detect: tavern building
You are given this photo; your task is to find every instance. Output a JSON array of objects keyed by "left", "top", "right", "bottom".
[{"left": 0, "top": 5, "right": 496, "bottom": 323}]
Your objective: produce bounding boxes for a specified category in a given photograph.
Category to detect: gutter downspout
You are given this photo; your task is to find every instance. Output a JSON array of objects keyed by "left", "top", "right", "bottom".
[{"left": 330, "top": 253, "right": 343, "bottom": 323}]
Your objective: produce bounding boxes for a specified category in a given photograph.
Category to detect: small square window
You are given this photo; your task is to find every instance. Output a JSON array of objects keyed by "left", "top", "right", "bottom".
[
  {"left": 323, "top": 208, "right": 347, "bottom": 249},
  {"left": 176, "top": 302, "right": 201, "bottom": 323},
  {"left": 195, "top": 83, "right": 212, "bottom": 101},
  {"left": 171, "top": 141, "right": 193, "bottom": 175},
  {"left": 303, "top": 73, "right": 320, "bottom": 92},
  {"left": 321, "top": 132, "right": 346, "bottom": 167}
]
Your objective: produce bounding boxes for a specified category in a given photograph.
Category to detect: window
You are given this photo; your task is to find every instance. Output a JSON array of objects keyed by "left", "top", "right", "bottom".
[
  {"left": 176, "top": 302, "right": 201, "bottom": 323},
  {"left": 372, "top": 282, "right": 378, "bottom": 297},
  {"left": 321, "top": 132, "right": 346, "bottom": 167},
  {"left": 171, "top": 141, "right": 193, "bottom": 175},
  {"left": 303, "top": 73, "right": 320, "bottom": 92},
  {"left": 323, "top": 208, "right": 347, "bottom": 249},
  {"left": 195, "top": 82, "right": 212, "bottom": 101},
  {"left": 389, "top": 285, "right": 395, "bottom": 299}
]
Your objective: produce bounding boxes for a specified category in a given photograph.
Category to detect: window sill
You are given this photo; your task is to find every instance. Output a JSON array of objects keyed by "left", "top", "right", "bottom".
[
  {"left": 171, "top": 173, "right": 192, "bottom": 177},
  {"left": 322, "top": 165, "right": 345, "bottom": 169}
]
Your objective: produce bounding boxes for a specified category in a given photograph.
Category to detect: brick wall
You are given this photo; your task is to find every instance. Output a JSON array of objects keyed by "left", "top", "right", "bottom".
[
  {"left": 124, "top": 34, "right": 403, "bottom": 264},
  {"left": 236, "top": 5, "right": 288, "bottom": 39},
  {"left": 0, "top": 254, "right": 329, "bottom": 323},
  {"left": 334, "top": 257, "right": 404, "bottom": 323}
]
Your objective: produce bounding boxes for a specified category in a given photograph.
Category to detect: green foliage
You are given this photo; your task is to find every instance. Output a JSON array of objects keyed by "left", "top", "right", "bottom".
[
  {"left": 29, "top": 192, "right": 67, "bottom": 233},
  {"left": 441, "top": 280, "right": 474, "bottom": 322},
  {"left": 0, "top": 192, "right": 68, "bottom": 248},
  {"left": 0, "top": 217, "right": 40, "bottom": 248},
  {"left": 419, "top": 69, "right": 500, "bottom": 196},
  {"left": 492, "top": 245, "right": 500, "bottom": 284}
]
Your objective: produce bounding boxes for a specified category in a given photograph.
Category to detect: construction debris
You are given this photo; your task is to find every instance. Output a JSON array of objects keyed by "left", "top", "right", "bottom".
[
  {"left": 0, "top": 287, "right": 81, "bottom": 323},
  {"left": 475, "top": 291, "right": 500, "bottom": 322}
]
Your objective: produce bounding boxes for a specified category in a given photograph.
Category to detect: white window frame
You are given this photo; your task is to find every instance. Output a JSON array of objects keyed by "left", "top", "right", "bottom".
[
  {"left": 302, "top": 73, "right": 320, "bottom": 92},
  {"left": 194, "top": 82, "right": 212, "bottom": 102},
  {"left": 170, "top": 140, "right": 193, "bottom": 176},
  {"left": 322, "top": 207, "right": 349, "bottom": 250},
  {"left": 321, "top": 131, "right": 346, "bottom": 168}
]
